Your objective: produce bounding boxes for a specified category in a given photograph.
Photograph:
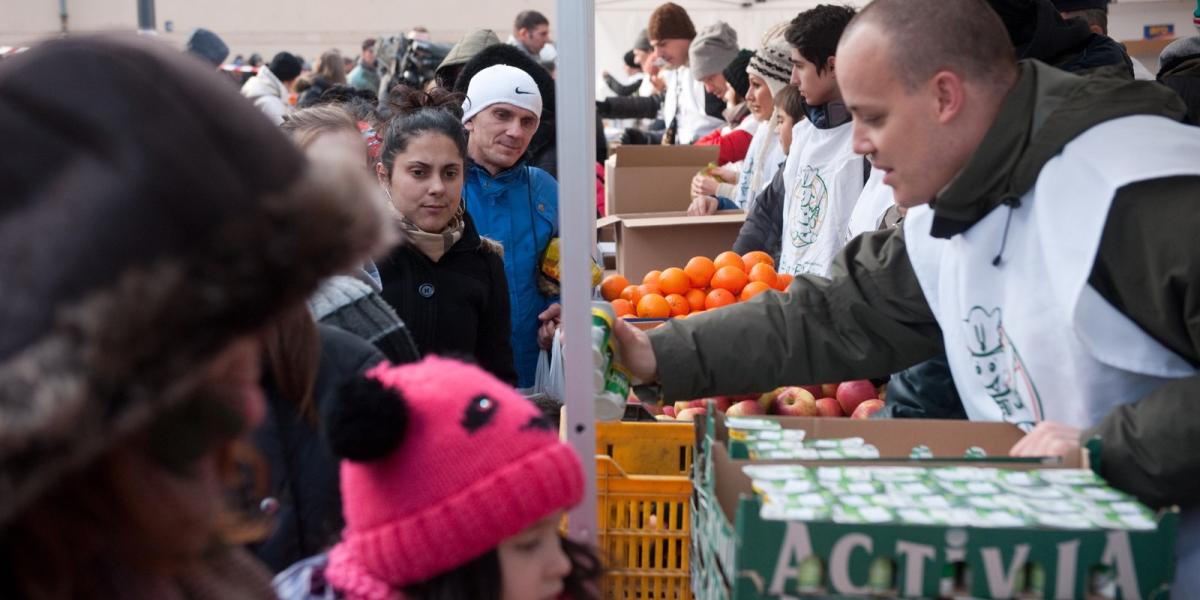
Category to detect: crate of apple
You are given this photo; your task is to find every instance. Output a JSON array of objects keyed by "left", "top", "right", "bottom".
[{"left": 661, "top": 380, "right": 886, "bottom": 421}]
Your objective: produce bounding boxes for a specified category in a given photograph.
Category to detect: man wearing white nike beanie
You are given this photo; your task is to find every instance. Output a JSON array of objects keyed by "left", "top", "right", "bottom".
[{"left": 459, "top": 63, "right": 561, "bottom": 391}]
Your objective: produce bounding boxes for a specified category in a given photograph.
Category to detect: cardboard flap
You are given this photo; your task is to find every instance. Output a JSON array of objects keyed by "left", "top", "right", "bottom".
[
  {"left": 596, "top": 215, "right": 621, "bottom": 229},
  {"left": 612, "top": 145, "right": 718, "bottom": 167},
  {"left": 622, "top": 213, "right": 746, "bottom": 228}
]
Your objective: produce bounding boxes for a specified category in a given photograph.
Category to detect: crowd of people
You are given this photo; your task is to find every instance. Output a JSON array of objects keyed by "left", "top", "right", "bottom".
[{"left": 0, "top": 0, "right": 1199, "bottom": 597}]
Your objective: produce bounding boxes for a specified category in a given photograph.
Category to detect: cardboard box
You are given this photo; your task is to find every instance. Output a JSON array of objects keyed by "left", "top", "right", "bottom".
[
  {"left": 596, "top": 210, "right": 746, "bottom": 281},
  {"left": 689, "top": 413, "right": 1178, "bottom": 599},
  {"left": 704, "top": 413, "right": 1079, "bottom": 466},
  {"left": 604, "top": 145, "right": 718, "bottom": 216}
]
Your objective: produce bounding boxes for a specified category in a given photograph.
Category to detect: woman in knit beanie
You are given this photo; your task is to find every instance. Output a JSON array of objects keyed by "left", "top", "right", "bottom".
[
  {"left": 689, "top": 22, "right": 793, "bottom": 216},
  {"left": 274, "top": 356, "right": 602, "bottom": 600}
]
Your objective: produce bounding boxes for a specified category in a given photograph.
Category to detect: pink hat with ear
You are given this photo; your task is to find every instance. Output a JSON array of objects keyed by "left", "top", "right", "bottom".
[{"left": 322, "top": 356, "right": 584, "bottom": 599}]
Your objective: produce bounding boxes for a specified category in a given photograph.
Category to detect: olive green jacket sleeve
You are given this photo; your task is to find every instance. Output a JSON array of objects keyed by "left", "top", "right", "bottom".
[
  {"left": 1083, "top": 177, "right": 1200, "bottom": 509},
  {"left": 647, "top": 226, "right": 944, "bottom": 401}
]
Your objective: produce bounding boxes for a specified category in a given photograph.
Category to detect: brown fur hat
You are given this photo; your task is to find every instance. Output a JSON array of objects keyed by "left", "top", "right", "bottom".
[
  {"left": 0, "top": 35, "right": 394, "bottom": 526},
  {"left": 648, "top": 2, "right": 697, "bottom": 42}
]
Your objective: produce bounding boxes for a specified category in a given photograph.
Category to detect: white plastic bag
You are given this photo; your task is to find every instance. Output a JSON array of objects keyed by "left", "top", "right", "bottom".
[{"left": 530, "top": 329, "right": 565, "bottom": 403}]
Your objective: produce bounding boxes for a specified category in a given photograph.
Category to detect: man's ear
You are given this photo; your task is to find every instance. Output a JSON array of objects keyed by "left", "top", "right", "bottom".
[
  {"left": 931, "top": 70, "right": 967, "bottom": 125},
  {"left": 826, "top": 55, "right": 836, "bottom": 77},
  {"left": 464, "top": 119, "right": 475, "bottom": 133}
]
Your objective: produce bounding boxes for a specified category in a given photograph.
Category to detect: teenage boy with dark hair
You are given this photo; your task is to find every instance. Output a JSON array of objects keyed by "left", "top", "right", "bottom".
[{"left": 777, "top": 4, "right": 868, "bottom": 277}]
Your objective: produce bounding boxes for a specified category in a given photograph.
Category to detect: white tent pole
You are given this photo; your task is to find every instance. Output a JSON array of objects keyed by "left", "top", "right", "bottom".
[{"left": 556, "top": 0, "right": 599, "bottom": 543}]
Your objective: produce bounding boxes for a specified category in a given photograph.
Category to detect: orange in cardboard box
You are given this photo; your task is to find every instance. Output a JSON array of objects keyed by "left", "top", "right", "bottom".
[
  {"left": 705, "top": 289, "right": 736, "bottom": 310},
  {"left": 601, "top": 274, "right": 630, "bottom": 301},
  {"left": 637, "top": 293, "right": 671, "bottom": 318},
  {"left": 685, "top": 256, "right": 716, "bottom": 288},
  {"left": 748, "top": 262, "right": 777, "bottom": 287},
  {"left": 711, "top": 266, "right": 748, "bottom": 295},
  {"left": 659, "top": 267, "right": 691, "bottom": 295}
]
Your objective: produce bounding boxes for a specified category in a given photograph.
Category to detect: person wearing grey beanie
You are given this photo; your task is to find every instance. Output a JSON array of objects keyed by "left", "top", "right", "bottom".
[
  {"left": 1158, "top": 36, "right": 1200, "bottom": 124},
  {"left": 690, "top": 22, "right": 739, "bottom": 96}
]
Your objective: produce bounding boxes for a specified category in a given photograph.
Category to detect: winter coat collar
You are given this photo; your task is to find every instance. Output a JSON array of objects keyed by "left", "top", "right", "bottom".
[
  {"left": 466, "top": 157, "right": 532, "bottom": 183},
  {"left": 803, "top": 100, "right": 851, "bottom": 129},
  {"left": 929, "top": 60, "right": 1188, "bottom": 239}
]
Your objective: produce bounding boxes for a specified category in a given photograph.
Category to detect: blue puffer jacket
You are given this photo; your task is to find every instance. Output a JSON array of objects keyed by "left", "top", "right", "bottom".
[{"left": 463, "top": 160, "right": 558, "bottom": 388}]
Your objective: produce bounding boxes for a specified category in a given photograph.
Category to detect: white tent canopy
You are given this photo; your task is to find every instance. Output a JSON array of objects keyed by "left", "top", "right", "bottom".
[{"left": 593, "top": 0, "right": 868, "bottom": 98}]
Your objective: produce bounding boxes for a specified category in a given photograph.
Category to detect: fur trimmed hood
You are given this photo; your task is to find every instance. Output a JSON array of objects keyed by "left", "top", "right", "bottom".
[{"left": 0, "top": 35, "right": 395, "bottom": 526}]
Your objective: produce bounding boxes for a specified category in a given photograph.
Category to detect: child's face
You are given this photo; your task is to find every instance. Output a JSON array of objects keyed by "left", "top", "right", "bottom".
[
  {"left": 777, "top": 112, "right": 797, "bottom": 155},
  {"left": 499, "top": 511, "right": 571, "bottom": 600}
]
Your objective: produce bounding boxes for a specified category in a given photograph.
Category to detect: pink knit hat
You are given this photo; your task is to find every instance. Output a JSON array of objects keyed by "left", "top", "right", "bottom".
[{"left": 322, "top": 356, "right": 585, "bottom": 600}]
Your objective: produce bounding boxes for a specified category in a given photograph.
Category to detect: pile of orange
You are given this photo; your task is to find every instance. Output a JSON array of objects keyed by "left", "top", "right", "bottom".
[{"left": 600, "top": 251, "right": 794, "bottom": 319}]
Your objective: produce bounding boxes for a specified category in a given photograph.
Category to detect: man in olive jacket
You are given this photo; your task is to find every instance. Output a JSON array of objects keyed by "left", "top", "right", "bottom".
[{"left": 614, "top": 0, "right": 1200, "bottom": 592}]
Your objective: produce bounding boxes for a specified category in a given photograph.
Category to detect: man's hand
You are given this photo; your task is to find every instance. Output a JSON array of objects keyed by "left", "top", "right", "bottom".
[
  {"left": 687, "top": 196, "right": 719, "bottom": 216},
  {"left": 648, "top": 73, "right": 666, "bottom": 93},
  {"left": 537, "top": 303, "right": 562, "bottom": 350},
  {"left": 1009, "top": 421, "right": 1083, "bottom": 459},
  {"left": 691, "top": 172, "right": 719, "bottom": 199},
  {"left": 612, "top": 316, "right": 658, "bottom": 383}
]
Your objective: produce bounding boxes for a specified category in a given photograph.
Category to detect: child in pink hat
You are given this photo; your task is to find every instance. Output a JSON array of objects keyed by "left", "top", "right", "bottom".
[{"left": 274, "top": 356, "right": 602, "bottom": 600}]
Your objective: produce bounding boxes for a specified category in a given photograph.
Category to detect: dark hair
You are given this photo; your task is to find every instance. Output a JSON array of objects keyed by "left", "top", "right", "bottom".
[
  {"left": 773, "top": 85, "right": 806, "bottom": 122},
  {"left": 623, "top": 49, "right": 638, "bottom": 69},
  {"left": 785, "top": 4, "right": 857, "bottom": 74},
  {"left": 514, "top": 10, "right": 550, "bottom": 33},
  {"left": 454, "top": 44, "right": 556, "bottom": 119},
  {"left": 269, "top": 51, "right": 303, "bottom": 82},
  {"left": 1064, "top": 8, "right": 1107, "bottom": 34},
  {"left": 362, "top": 37, "right": 377, "bottom": 51},
  {"left": 850, "top": 0, "right": 1017, "bottom": 92},
  {"left": 380, "top": 86, "right": 468, "bottom": 178},
  {"left": 298, "top": 84, "right": 380, "bottom": 123},
  {"left": 402, "top": 536, "right": 603, "bottom": 600}
]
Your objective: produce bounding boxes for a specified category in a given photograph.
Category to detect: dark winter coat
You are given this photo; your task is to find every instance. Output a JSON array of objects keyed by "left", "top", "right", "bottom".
[
  {"left": 250, "top": 325, "right": 386, "bottom": 573},
  {"left": 732, "top": 164, "right": 785, "bottom": 262},
  {"left": 377, "top": 213, "right": 517, "bottom": 385},
  {"left": 1159, "top": 52, "right": 1200, "bottom": 126}
]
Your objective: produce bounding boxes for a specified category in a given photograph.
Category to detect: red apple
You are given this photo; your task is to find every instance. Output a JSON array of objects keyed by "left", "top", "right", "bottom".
[
  {"left": 662, "top": 405, "right": 677, "bottom": 418},
  {"left": 711, "top": 396, "right": 733, "bottom": 413},
  {"left": 821, "top": 383, "right": 839, "bottom": 398},
  {"left": 836, "top": 380, "right": 877, "bottom": 415},
  {"left": 815, "top": 397, "right": 844, "bottom": 418},
  {"left": 773, "top": 387, "right": 819, "bottom": 417},
  {"left": 725, "top": 399, "right": 766, "bottom": 417},
  {"left": 676, "top": 407, "right": 708, "bottom": 422},
  {"left": 674, "top": 400, "right": 703, "bottom": 414},
  {"left": 798, "top": 385, "right": 823, "bottom": 398},
  {"left": 850, "top": 399, "right": 885, "bottom": 420}
]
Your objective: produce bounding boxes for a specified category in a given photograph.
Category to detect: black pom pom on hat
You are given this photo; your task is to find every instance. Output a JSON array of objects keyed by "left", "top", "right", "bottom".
[{"left": 325, "top": 374, "right": 409, "bottom": 462}]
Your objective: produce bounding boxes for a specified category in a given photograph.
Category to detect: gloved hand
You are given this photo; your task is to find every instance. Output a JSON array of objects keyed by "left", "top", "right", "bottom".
[{"left": 620, "top": 128, "right": 651, "bottom": 145}]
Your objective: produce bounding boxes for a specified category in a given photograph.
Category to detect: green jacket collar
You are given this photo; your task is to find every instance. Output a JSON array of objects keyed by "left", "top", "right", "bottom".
[{"left": 930, "top": 60, "right": 1187, "bottom": 238}]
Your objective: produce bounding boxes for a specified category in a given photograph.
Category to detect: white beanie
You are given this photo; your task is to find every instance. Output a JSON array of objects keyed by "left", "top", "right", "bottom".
[{"left": 460, "top": 64, "right": 543, "bottom": 124}]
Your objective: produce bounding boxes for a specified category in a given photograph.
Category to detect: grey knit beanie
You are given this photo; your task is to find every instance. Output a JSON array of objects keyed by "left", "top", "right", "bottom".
[
  {"left": 634, "top": 29, "right": 652, "bottom": 53},
  {"left": 747, "top": 22, "right": 792, "bottom": 97},
  {"left": 690, "top": 22, "right": 739, "bottom": 80},
  {"left": 1159, "top": 35, "right": 1200, "bottom": 71}
]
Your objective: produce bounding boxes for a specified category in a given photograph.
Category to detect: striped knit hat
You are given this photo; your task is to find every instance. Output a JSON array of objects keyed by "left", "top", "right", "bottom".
[
  {"left": 747, "top": 22, "right": 792, "bottom": 97},
  {"left": 322, "top": 357, "right": 585, "bottom": 599}
]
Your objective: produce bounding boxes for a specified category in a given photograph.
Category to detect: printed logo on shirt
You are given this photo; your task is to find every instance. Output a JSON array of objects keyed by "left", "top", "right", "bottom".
[
  {"left": 963, "top": 306, "right": 1044, "bottom": 431},
  {"left": 787, "top": 166, "right": 828, "bottom": 249}
]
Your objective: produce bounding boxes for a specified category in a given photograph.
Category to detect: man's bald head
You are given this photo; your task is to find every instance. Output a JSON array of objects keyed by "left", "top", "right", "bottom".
[{"left": 844, "top": 0, "right": 1017, "bottom": 93}]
